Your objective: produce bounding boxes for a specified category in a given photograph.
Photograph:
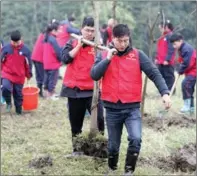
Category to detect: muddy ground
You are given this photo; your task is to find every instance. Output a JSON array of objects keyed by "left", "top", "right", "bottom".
[
  {"left": 143, "top": 113, "right": 196, "bottom": 131},
  {"left": 138, "top": 143, "right": 196, "bottom": 173}
]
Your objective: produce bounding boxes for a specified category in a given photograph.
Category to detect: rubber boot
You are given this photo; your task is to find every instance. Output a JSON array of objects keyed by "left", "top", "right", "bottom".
[
  {"left": 108, "top": 153, "right": 119, "bottom": 170},
  {"left": 38, "top": 84, "right": 43, "bottom": 97},
  {"left": 2, "top": 89, "right": 12, "bottom": 112},
  {"left": 15, "top": 106, "right": 22, "bottom": 115},
  {"left": 190, "top": 97, "right": 195, "bottom": 114},
  {"left": 180, "top": 99, "right": 191, "bottom": 113},
  {"left": 104, "top": 153, "right": 119, "bottom": 176},
  {"left": 124, "top": 152, "right": 139, "bottom": 176}
]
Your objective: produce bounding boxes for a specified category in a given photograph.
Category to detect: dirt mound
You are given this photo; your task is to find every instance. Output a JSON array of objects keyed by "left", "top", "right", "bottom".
[
  {"left": 29, "top": 154, "right": 53, "bottom": 168},
  {"left": 73, "top": 132, "right": 108, "bottom": 158},
  {"left": 139, "top": 143, "right": 196, "bottom": 173},
  {"left": 171, "top": 143, "right": 196, "bottom": 172},
  {"left": 143, "top": 115, "right": 196, "bottom": 131}
]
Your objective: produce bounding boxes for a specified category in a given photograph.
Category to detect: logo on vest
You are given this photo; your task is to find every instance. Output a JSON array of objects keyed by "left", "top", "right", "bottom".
[
  {"left": 126, "top": 53, "right": 136, "bottom": 60},
  {"left": 88, "top": 48, "right": 95, "bottom": 55}
]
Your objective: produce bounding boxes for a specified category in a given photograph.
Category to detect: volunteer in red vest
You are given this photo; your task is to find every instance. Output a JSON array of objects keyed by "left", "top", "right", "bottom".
[
  {"left": 60, "top": 16, "right": 104, "bottom": 153},
  {"left": 91, "top": 24, "right": 171, "bottom": 175},
  {"left": 155, "top": 20, "right": 176, "bottom": 92},
  {"left": 170, "top": 33, "right": 196, "bottom": 114},
  {"left": 0, "top": 30, "right": 32, "bottom": 114},
  {"left": 1, "top": 38, "right": 6, "bottom": 105},
  {"left": 103, "top": 18, "right": 116, "bottom": 46},
  {"left": 43, "top": 21, "right": 62, "bottom": 98},
  {"left": 32, "top": 30, "right": 45, "bottom": 97},
  {"left": 56, "top": 16, "right": 80, "bottom": 47}
]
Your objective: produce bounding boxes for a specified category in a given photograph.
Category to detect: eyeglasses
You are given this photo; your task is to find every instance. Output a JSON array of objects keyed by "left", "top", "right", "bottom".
[{"left": 83, "top": 28, "right": 95, "bottom": 33}]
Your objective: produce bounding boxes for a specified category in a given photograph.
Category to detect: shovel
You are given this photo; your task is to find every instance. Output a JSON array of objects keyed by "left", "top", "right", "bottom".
[{"left": 158, "top": 74, "right": 180, "bottom": 119}]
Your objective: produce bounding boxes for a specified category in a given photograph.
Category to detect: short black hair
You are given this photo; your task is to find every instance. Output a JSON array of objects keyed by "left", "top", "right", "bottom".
[
  {"left": 113, "top": 24, "right": 130, "bottom": 38},
  {"left": 68, "top": 16, "right": 75, "bottom": 22},
  {"left": 82, "top": 16, "right": 94, "bottom": 28},
  {"left": 160, "top": 20, "right": 174, "bottom": 31},
  {"left": 10, "top": 30, "right": 21, "bottom": 42},
  {"left": 170, "top": 33, "right": 183, "bottom": 43},
  {"left": 102, "top": 24, "right": 107, "bottom": 29}
]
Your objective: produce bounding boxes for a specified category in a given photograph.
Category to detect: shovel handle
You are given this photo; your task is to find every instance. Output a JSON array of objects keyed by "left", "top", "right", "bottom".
[{"left": 169, "top": 74, "right": 180, "bottom": 97}]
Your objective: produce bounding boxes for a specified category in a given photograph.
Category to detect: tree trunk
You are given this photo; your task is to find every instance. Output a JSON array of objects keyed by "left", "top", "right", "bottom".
[
  {"left": 141, "top": 3, "right": 160, "bottom": 116},
  {"left": 33, "top": 1, "right": 40, "bottom": 35},
  {"left": 112, "top": 1, "right": 117, "bottom": 20},
  {"left": 90, "top": 1, "right": 100, "bottom": 136},
  {"left": 47, "top": 0, "right": 52, "bottom": 23}
]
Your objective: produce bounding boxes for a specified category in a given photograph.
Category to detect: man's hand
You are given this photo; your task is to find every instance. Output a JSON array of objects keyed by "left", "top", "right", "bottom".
[
  {"left": 155, "top": 59, "right": 158, "bottom": 65},
  {"left": 163, "top": 61, "right": 169, "bottom": 65},
  {"left": 76, "top": 36, "right": 83, "bottom": 48},
  {"left": 162, "top": 94, "right": 171, "bottom": 109},
  {"left": 106, "top": 48, "right": 117, "bottom": 60}
]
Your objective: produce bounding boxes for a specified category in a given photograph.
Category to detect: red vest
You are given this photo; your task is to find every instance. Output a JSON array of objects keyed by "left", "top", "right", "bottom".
[
  {"left": 1, "top": 43, "right": 30, "bottom": 84},
  {"left": 101, "top": 49, "right": 142, "bottom": 103},
  {"left": 178, "top": 50, "right": 196, "bottom": 77},
  {"left": 32, "top": 33, "right": 44, "bottom": 63},
  {"left": 56, "top": 24, "right": 70, "bottom": 47},
  {"left": 43, "top": 35, "right": 61, "bottom": 70},
  {"left": 63, "top": 40, "right": 95, "bottom": 90},
  {"left": 106, "top": 27, "right": 112, "bottom": 45},
  {"left": 156, "top": 32, "right": 175, "bottom": 65}
]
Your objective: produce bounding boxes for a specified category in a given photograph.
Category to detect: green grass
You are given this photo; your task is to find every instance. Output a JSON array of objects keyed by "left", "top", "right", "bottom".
[{"left": 1, "top": 68, "right": 196, "bottom": 175}]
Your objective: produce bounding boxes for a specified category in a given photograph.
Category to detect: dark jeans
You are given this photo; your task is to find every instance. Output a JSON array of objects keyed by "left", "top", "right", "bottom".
[
  {"left": 44, "top": 69, "right": 59, "bottom": 93},
  {"left": 106, "top": 107, "right": 142, "bottom": 155},
  {"left": 158, "top": 65, "right": 175, "bottom": 91},
  {"left": 33, "top": 61, "right": 44, "bottom": 86},
  {"left": 1, "top": 78, "right": 23, "bottom": 107},
  {"left": 182, "top": 75, "right": 196, "bottom": 107},
  {"left": 68, "top": 96, "right": 104, "bottom": 137}
]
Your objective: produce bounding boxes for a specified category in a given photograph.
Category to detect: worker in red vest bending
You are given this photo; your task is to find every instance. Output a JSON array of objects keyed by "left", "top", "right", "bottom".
[
  {"left": 91, "top": 24, "right": 171, "bottom": 175},
  {"left": 170, "top": 33, "right": 196, "bottom": 114}
]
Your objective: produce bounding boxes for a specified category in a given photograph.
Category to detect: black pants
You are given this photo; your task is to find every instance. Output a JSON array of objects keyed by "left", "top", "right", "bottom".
[
  {"left": 33, "top": 61, "right": 44, "bottom": 87},
  {"left": 158, "top": 65, "right": 175, "bottom": 91},
  {"left": 68, "top": 97, "right": 104, "bottom": 137},
  {"left": 2, "top": 78, "right": 23, "bottom": 107}
]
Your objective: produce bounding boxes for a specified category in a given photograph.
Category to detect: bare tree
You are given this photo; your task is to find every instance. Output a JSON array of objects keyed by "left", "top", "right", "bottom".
[
  {"left": 141, "top": 2, "right": 160, "bottom": 116},
  {"left": 90, "top": 1, "right": 100, "bottom": 137},
  {"left": 112, "top": 1, "right": 117, "bottom": 20}
]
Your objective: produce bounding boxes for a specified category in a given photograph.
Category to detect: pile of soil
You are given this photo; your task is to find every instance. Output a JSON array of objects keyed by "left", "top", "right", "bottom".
[
  {"left": 138, "top": 143, "right": 196, "bottom": 173},
  {"left": 73, "top": 132, "right": 108, "bottom": 158},
  {"left": 143, "top": 114, "right": 196, "bottom": 131},
  {"left": 29, "top": 154, "right": 53, "bottom": 168},
  {"left": 171, "top": 143, "right": 196, "bottom": 172}
]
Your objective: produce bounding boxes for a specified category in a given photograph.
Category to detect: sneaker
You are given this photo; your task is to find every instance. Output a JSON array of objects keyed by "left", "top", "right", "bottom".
[
  {"left": 6, "top": 104, "right": 12, "bottom": 113},
  {"left": 1, "top": 96, "right": 6, "bottom": 105}
]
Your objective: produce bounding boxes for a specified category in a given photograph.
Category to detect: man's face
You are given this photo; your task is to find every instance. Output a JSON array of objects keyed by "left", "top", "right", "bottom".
[
  {"left": 112, "top": 35, "right": 130, "bottom": 52},
  {"left": 172, "top": 40, "right": 182, "bottom": 49},
  {"left": 81, "top": 26, "right": 95, "bottom": 40},
  {"left": 11, "top": 40, "right": 22, "bottom": 47}
]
